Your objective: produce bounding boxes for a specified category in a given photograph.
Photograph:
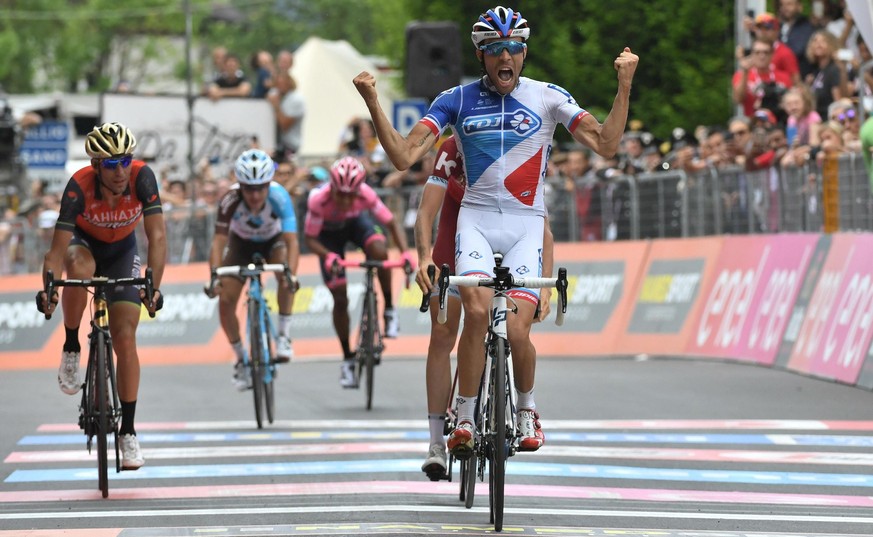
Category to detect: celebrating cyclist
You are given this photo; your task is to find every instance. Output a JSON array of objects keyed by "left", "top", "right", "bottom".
[
  {"left": 205, "top": 149, "right": 300, "bottom": 390},
  {"left": 415, "top": 135, "right": 554, "bottom": 477},
  {"left": 35, "top": 122, "right": 166, "bottom": 470},
  {"left": 304, "top": 156, "right": 414, "bottom": 388},
  {"left": 355, "top": 5, "right": 637, "bottom": 456}
]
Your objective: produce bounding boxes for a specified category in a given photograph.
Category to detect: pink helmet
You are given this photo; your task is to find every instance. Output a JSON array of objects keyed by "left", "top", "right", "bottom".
[{"left": 329, "top": 156, "right": 367, "bottom": 193}]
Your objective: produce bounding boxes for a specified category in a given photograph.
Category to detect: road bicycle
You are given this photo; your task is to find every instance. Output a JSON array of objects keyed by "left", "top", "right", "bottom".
[
  {"left": 214, "top": 255, "right": 295, "bottom": 429},
  {"left": 42, "top": 268, "right": 157, "bottom": 499},
  {"left": 435, "top": 254, "right": 568, "bottom": 532},
  {"left": 333, "top": 256, "right": 413, "bottom": 410}
]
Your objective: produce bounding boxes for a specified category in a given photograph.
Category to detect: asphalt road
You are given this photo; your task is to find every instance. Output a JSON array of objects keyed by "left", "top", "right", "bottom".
[{"left": 3, "top": 355, "right": 873, "bottom": 536}]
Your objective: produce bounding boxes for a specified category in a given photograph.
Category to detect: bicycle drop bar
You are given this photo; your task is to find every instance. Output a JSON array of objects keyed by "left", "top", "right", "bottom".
[
  {"left": 335, "top": 257, "right": 414, "bottom": 288},
  {"left": 216, "top": 263, "right": 288, "bottom": 278},
  {"left": 436, "top": 264, "right": 569, "bottom": 326},
  {"left": 43, "top": 269, "right": 158, "bottom": 319}
]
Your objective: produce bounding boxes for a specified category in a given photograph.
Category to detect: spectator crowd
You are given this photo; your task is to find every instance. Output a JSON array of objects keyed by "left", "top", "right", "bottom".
[{"left": 3, "top": 0, "right": 873, "bottom": 274}]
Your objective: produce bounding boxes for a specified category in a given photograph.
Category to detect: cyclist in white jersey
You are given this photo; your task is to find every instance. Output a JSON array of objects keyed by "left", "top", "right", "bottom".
[
  {"left": 354, "top": 5, "right": 638, "bottom": 454},
  {"left": 205, "top": 149, "right": 300, "bottom": 390}
]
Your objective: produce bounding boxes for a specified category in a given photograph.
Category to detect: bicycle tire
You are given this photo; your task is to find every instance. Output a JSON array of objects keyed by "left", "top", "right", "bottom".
[
  {"left": 249, "top": 298, "right": 265, "bottom": 429},
  {"left": 360, "top": 291, "right": 376, "bottom": 410},
  {"left": 489, "top": 336, "right": 508, "bottom": 531},
  {"left": 462, "top": 455, "right": 477, "bottom": 508},
  {"left": 95, "top": 331, "right": 110, "bottom": 498},
  {"left": 264, "top": 314, "right": 275, "bottom": 425}
]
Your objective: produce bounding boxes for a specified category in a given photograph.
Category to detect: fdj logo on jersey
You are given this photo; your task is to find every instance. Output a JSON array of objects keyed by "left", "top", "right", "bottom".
[{"left": 463, "top": 109, "right": 541, "bottom": 137}]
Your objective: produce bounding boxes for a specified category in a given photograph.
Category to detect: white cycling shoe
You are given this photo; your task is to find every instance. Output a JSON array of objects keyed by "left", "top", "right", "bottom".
[{"left": 58, "top": 351, "right": 82, "bottom": 395}]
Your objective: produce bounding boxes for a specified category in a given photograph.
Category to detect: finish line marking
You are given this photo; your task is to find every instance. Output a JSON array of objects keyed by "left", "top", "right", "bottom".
[
  {"left": 35, "top": 419, "right": 873, "bottom": 432},
  {"left": 5, "top": 480, "right": 873, "bottom": 507},
  {"left": 3, "top": 503, "right": 873, "bottom": 524},
  {"left": 9, "top": 460, "right": 873, "bottom": 486},
  {"left": 10, "top": 443, "right": 873, "bottom": 466}
]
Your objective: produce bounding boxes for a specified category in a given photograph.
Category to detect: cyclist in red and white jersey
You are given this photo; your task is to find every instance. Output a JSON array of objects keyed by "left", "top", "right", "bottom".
[
  {"left": 304, "top": 156, "right": 415, "bottom": 387},
  {"left": 355, "top": 5, "right": 637, "bottom": 455},
  {"left": 415, "top": 135, "right": 553, "bottom": 477},
  {"left": 35, "top": 122, "right": 166, "bottom": 470}
]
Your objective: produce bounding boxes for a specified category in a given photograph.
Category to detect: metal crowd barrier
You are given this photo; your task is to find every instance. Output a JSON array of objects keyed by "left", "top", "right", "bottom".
[{"left": 3, "top": 153, "right": 873, "bottom": 275}]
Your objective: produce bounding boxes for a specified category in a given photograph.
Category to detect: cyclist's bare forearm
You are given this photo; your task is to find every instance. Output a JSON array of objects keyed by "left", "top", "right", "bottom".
[
  {"left": 282, "top": 232, "right": 300, "bottom": 273},
  {"left": 209, "top": 233, "right": 229, "bottom": 270}
]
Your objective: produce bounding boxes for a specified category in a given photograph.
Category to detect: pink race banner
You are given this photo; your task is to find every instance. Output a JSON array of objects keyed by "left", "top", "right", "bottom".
[
  {"left": 686, "top": 234, "right": 818, "bottom": 365},
  {"left": 786, "top": 233, "right": 873, "bottom": 384}
]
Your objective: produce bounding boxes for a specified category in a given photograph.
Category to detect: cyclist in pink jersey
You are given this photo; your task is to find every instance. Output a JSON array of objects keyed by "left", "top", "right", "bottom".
[
  {"left": 355, "top": 5, "right": 637, "bottom": 454},
  {"left": 304, "top": 156, "right": 415, "bottom": 387},
  {"left": 415, "top": 135, "right": 554, "bottom": 478}
]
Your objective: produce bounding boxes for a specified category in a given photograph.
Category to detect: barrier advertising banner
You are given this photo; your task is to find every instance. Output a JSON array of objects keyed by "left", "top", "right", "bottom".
[
  {"left": 686, "top": 234, "right": 820, "bottom": 364},
  {"left": 614, "top": 237, "right": 723, "bottom": 356},
  {"left": 786, "top": 234, "right": 873, "bottom": 384}
]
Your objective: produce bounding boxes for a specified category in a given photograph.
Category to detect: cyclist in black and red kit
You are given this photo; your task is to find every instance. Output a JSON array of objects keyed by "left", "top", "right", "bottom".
[{"left": 36, "top": 122, "right": 166, "bottom": 471}]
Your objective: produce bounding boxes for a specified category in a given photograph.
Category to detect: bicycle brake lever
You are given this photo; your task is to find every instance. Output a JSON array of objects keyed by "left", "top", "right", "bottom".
[
  {"left": 556, "top": 267, "right": 568, "bottom": 327},
  {"left": 437, "top": 264, "right": 450, "bottom": 324},
  {"left": 419, "top": 265, "right": 435, "bottom": 313},
  {"left": 44, "top": 270, "right": 55, "bottom": 320},
  {"left": 145, "top": 267, "right": 156, "bottom": 319}
]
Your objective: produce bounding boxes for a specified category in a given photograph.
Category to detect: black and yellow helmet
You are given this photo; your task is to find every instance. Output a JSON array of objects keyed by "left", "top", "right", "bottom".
[{"left": 85, "top": 122, "right": 136, "bottom": 158}]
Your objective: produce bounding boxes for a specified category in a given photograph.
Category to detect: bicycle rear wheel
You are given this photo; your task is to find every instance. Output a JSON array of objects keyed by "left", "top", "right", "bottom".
[
  {"left": 248, "top": 299, "right": 265, "bottom": 429},
  {"left": 94, "top": 331, "right": 110, "bottom": 498},
  {"left": 488, "top": 337, "right": 508, "bottom": 531}
]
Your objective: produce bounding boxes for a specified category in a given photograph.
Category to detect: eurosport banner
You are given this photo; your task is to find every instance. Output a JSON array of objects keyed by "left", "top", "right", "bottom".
[
  {"left": 1, "top": 243, "right": 653, "bottom": 368},
  {"left": 613, "top": 237, "right": 724, "bottom": 356},
  {"left": 786, "top": 233, "right": 873, "bottom": 384},
  {"left": 685, "top": 234, "right": 820, "bottom": 365}
]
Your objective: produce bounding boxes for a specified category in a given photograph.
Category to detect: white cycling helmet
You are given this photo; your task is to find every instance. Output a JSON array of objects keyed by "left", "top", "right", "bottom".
[
  {"left": 471, "top": 6, "right": 530, "bottom": 46},
  {"left": 234, "top": 149, "right": 275, "bottom": 185}
]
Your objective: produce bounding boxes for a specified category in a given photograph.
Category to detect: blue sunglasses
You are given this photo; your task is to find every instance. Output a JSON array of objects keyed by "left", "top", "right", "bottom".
[
  {"left": 478, "top": 40, "right": 526, "bottom": 57},
  {"left": 100, "top": 155, "right": 132, "bottom": 169}
]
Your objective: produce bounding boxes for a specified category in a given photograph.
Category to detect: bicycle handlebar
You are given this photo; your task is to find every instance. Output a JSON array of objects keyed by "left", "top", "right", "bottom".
[
  {"left": 42, "top": 268, "right": 157, "bottom": 320},
  {"left": 332, "top": 257, "right": 414, "bottom": 289},
  {"left": 436, "top": 263, "right": 569, "bottom": 326},
  {"left": 214, "top": 262, "right": 298, "bottom": 291}
]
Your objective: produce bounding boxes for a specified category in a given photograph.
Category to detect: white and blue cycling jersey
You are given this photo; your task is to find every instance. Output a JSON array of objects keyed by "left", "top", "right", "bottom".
[
  {"left": 420, "top": 76, "right": 589, "bottom": 217},
  {"left": 214, "top": 182, "right": 297, "bottom": 242}
]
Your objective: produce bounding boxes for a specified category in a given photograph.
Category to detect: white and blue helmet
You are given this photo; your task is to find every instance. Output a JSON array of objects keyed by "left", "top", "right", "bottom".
[
  {"left": 471, "top": 6, "right": 530, "bottom": 45},
  {"left": 234, "top": 149, "right": 275, "bottom": 185}
]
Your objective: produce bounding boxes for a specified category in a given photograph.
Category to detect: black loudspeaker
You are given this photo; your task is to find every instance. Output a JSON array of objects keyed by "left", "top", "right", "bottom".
[{"left": 405, "top": 22, "right": 463, "bottom": 101}]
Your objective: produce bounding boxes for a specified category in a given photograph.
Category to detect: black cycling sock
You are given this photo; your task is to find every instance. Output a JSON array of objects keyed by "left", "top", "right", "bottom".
[
  {"left": 120, "top": 400, "right": 137, "bottom": 436},
  {"left": 63, "top": 326, "right": 80, "bottom": 353},
  {"left": 341, "top": 340, "right": 352, "bottom": 358}
]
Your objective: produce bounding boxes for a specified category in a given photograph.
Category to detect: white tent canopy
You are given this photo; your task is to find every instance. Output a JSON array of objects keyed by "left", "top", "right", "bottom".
[{"left": 291, "top": 37, "right": 400, "bottom": 161}]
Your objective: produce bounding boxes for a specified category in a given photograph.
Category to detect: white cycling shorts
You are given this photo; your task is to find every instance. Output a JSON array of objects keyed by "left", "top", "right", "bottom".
[{"left": 454, "top": 207, "right": 544, "bottom": 306}]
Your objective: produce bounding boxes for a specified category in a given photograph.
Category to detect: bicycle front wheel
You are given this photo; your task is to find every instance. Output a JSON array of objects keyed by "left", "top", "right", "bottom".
[
  {"left": 358, "top": 292, "right": 377, "bottom": 410},
  {"left": 488, "top": 337, "right": 508, "bottom": 531},
  {"left": 264, "top": 319, "right": 275, "bottom": 425},
  {"left": 94, "top": 331, "right": 110, "bottom": 498},
  {"left": 248, "top": 299, "right": 265, "bottom": 429}
]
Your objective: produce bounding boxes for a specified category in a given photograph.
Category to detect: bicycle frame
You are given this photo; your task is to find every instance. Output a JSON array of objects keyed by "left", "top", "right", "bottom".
[
  {"left": 336, "top": 257, "right": 412, "bottom": 410},
  {"left": 435, "top": 256, "right": 568, "bottom": 531},
  {"left": 215, "top": 258, "right": 292, "bottom": 428},
  {"left": 42, "top": 268, "right": 156, "bottom": 499}
]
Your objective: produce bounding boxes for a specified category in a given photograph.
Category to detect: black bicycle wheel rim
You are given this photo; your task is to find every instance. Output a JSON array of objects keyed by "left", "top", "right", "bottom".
[
  {"left": 249, "top": 299, "right": 264, "bottom": 429},
  {"left": 95, "top": 331, "right": 110, "bottom": 498},
  {"left": 265, "top": 323, "right": 275, "bottom": 425},
  {"left": 463, "top": 456, "right": 477, "bottom": 508},
  {"left": 490, "top": 337, "right": 507, "bottom": 531}
]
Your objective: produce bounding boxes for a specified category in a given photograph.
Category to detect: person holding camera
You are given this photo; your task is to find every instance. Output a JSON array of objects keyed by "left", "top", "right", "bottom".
[{"left": 732, "top": 38, "right": 793, "bottom": 120}]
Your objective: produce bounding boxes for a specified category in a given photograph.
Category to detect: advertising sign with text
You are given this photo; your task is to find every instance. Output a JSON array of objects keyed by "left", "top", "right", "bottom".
[{"left": 686, "top": 234, "right": 819, "bottom": 364}]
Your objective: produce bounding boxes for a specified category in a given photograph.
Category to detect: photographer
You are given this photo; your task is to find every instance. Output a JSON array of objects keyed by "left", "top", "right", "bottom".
[{"left": 732, "top": 38, "right": 793, "bottom": 120}]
